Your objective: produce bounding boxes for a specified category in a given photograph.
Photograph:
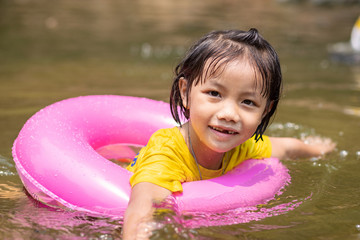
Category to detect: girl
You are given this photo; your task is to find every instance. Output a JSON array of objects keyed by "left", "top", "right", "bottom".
[{"left": 123, "top": 29, "right": 335, "bottom": 239}]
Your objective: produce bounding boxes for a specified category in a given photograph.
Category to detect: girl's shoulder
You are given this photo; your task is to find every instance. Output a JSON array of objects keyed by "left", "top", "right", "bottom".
[{"left": 145, "top": 127, "right": 187, "bottom": 153}]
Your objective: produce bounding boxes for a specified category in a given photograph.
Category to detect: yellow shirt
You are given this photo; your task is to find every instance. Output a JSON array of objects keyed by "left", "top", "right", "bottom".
[{"left": 127, "top": 127, "right": 272, "bottom": 192}]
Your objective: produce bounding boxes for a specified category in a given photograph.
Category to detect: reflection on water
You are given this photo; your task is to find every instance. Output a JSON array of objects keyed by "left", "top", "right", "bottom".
[{"left": 1, "top": 0, "right": 360, "bottom": 239}]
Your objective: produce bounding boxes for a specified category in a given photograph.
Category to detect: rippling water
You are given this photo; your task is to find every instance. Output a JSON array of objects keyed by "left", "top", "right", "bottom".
[{"left": 1, "top": 0, "right": 360, "bottom": 239}]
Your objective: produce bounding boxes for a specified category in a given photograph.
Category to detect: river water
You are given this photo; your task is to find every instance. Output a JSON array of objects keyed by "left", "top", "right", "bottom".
[{"left": 1, "top": 0, "right": 360, "bottom": 239}]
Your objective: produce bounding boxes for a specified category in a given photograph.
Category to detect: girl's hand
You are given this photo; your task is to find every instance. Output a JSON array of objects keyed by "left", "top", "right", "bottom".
[
  {"left": 123, "top": 182, "right": 171, "bottom": 240},
  {"left": 270, "top": 136, "right": 336, "bottom": 160},
  {"left": 302, "top": 136, "right": 336, "bottom": 156}
]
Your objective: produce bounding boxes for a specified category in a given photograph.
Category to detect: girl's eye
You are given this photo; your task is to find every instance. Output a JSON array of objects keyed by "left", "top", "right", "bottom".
[
  {"left": 208, "top": 91, "right": 220, "bottom": 97},
  {"left": 242, "top": 99, "right": 255, "bottom": 106}
]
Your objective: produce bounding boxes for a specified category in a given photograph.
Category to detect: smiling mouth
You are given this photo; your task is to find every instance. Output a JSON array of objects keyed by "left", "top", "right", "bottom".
[{"left": 210, "top": 126, "right": 238, "bottom": 135}]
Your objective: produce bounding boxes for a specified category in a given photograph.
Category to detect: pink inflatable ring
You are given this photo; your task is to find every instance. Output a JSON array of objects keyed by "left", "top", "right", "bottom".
[{"left": 12, "top": 95, "right": 290, "bottom": 216}]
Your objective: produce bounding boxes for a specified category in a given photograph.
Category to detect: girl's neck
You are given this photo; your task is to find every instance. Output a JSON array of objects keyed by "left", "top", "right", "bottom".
[{"left": 181, "top": 122, "right": 224, "bottom": 170}]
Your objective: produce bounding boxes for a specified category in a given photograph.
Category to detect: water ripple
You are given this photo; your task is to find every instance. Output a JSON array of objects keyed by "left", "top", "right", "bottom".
[{"left": 0, "top": 155, "right": 16, "bottom": 177}]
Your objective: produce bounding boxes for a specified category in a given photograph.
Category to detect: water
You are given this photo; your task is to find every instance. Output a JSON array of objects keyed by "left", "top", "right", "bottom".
[{"left": 1, "top": 0, "right": 360, "bottom": 239}]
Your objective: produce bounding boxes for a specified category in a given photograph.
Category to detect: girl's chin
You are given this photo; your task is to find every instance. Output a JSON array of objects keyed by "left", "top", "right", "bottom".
[
  {"left": 206, "top": 142, "right": 239, "bottom": 154},
  {"left": 206, "top": 134, "right": 244, "bottom": 151}
]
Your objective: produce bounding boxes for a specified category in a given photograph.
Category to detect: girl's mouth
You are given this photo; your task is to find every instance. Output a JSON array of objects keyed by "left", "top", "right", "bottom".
[{"left": 210, "top": 126, "right": 238, "bottom": 135}]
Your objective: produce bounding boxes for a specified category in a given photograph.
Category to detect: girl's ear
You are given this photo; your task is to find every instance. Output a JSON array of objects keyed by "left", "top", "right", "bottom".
[{"left": 179, "top": 77, "right": 189, "bottom": 109}]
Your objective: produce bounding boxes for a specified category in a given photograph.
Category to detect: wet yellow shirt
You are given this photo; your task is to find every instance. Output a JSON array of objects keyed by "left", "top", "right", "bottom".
[{"left": 127, "top": 127, "right": 272, "bottom": 192}]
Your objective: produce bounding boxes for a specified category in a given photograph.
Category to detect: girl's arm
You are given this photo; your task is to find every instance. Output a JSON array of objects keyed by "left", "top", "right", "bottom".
[
  {"left": 123, "top": 182, "right": 171, "bottom": 240},
  {"left": 270, "top": 137, "right": 336, "bottom": 160}
]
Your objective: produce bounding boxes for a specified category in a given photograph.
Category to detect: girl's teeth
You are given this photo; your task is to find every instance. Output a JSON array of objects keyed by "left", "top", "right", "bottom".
[{"left": 212, "top": 126, "right": 236, "bottom": 134}]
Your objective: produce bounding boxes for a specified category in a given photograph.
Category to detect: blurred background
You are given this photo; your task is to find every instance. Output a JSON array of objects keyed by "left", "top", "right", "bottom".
[{"left": 1, "top": 0, "right": 360, "bottom": 239}]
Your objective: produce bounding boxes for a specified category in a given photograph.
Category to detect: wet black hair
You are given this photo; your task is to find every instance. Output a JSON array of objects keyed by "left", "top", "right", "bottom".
[{"left": 170, "top": 28, "right": 282, "bottom": 142}]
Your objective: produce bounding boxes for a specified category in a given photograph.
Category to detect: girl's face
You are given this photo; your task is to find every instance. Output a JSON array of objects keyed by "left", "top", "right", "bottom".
[{"left": 180, "top": 59, "right": 269, "bottom": 161}]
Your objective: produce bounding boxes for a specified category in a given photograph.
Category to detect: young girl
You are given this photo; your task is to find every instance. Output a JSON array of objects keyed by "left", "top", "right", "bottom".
[{"left": 123, "top": 29, "right": 335, "bottom": 239}]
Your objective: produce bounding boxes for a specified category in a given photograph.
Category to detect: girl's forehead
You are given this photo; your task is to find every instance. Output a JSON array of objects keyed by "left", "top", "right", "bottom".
[
  {"left": 202, "top": 58, "right": 261, "bottom": 82},
  {"left": 204, "top": 56, "right": 250, "bottom": 73},
  {"left": 198, "top": 58, "right": 267, "bottom": 94}
]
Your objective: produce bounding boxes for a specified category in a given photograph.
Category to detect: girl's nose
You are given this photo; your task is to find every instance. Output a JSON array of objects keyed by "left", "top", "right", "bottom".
[{"left": 216, "top": 101, "right": 240, "bottom": 123}]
